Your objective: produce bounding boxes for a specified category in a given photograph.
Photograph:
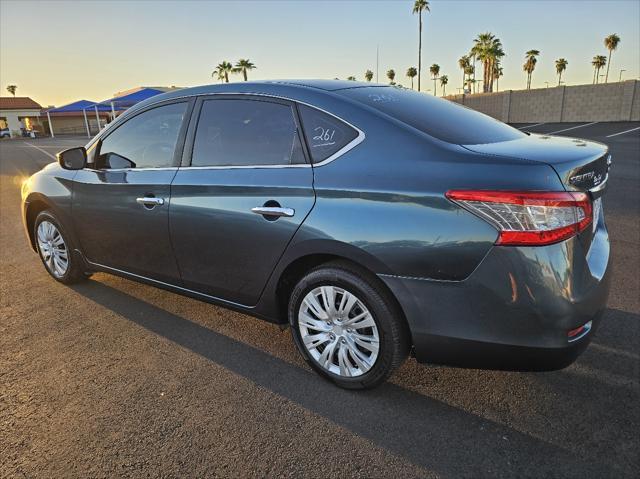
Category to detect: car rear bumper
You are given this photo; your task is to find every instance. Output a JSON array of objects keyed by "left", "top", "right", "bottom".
[{"left": 379, "top": 219, "right": 611, "bottom": 371}]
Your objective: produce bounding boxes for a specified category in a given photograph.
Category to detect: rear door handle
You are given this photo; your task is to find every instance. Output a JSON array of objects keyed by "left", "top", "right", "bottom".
[
  {"left": 136, "top": 197, "right": 165, "bottom": 207},
  {"left": 251, "top": 206, "right": 295, "bottom": 218}
]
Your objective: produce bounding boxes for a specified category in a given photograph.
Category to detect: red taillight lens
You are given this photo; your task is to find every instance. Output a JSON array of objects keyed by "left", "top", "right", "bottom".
[{"left": 446, "top": 190, "right": 593, "bottom": 246}]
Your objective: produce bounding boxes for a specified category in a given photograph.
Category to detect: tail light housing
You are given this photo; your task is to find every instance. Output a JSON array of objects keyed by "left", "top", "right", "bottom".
[{"left": 446, "top": 190, "right": 593, "bottom": 246}]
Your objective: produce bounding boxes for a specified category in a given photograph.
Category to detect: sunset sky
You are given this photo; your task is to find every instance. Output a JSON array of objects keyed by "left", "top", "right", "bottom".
[{"left": 1, "top": 0, "right": 638, "bottom": 107}]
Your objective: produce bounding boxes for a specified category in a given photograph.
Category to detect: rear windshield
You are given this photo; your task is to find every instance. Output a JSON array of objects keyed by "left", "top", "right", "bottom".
[{"left": 339, "top": 87, "right": 525, "bottom": 145}]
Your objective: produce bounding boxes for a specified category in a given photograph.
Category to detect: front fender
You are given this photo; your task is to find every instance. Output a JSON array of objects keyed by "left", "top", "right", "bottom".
[{"left": 21, "top": 167, "right": 77, "bottom": 251}]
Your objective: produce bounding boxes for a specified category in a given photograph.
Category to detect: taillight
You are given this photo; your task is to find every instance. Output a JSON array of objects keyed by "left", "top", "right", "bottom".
[{"left": 446, "top": 190, "right": 593, "bottom": 246}]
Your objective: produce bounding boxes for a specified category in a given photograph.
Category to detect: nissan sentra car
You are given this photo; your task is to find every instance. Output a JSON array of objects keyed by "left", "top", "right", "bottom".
[{"left": 21, "top": 80, "right": 611, "bottom": 389}]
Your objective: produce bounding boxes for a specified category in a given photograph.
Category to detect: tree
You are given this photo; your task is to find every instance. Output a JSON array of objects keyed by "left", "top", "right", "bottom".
[
  {"left": 458, "top": 55, "right": 470, "bottom": 92},
  {"left": 212, "top": 61, "right": 234, "bottom": 83},
  {"left": 464, "top": 65, "right": 474, "bottom": 92},
  {"left": 429, "top": 63, "right": 440, "bottom": 95},
  {"left": 604, "top": 33, "right": 621, "bottom": 83},
  {"left": 439, "top": 75, "right": 448, "bottom": 96},
  {"left": 592, "top": 55, "right": 607, "bottom": 84},
  {"left": 523, "top": 50, "right": 540, "bottom": 89},
  {"left": 364, "top": 69, "right": 374, "bottom": 82},
  {"left": 493, "top": 63, "right": 503, "bottom": 92},
  {"left": 412, "top": 0, "right": 430, "bottom": 92},
  {"left": 6, "top": 85, "right": 17, "bottom": 97},
  {"left": 555, "top": 58, "right": 568, "bottom": 86},
  {"left": 472, "top": 32, "right": 505, "bottom": 92},
  {"left": 386, "top": 69, "right": 396, "bottom": 85},
  {"left": 235, "top": 59, "right": 256, "bottom": 81},
  {"left": 347, "top": 76, "right": 356, "bottom": 81},
  {"left": 406, "top": 67, "right": 417, "bottom": 89}
]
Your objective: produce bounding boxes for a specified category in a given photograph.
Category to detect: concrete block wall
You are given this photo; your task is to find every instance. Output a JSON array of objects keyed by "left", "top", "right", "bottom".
[{"left": 446, "top": 80, "right": 639, "bottom": 123}]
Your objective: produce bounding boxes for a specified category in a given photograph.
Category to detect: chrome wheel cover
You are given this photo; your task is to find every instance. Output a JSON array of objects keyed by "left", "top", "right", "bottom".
[
  {"left": 298, "top": 286, "right": 379, "bottom": 377},
  {"left": 37, "top": 220, "right": 69, "bottom": 278}
]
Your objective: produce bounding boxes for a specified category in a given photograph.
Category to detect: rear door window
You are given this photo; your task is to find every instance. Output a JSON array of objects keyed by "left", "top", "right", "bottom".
[
  {"left": 339, "top": 86, "right": 525, "bottom": 145},
  {"left": 191, "top": 99, "right": 305, "bottom": 167},
  {"left": 297, "top": 104, "right": 359, "bottom": 163}
]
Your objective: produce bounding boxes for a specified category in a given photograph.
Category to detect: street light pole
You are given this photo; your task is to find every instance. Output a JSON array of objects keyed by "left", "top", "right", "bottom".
[{"left": 619, "top": 69, "right": 626, "bottom": 82}]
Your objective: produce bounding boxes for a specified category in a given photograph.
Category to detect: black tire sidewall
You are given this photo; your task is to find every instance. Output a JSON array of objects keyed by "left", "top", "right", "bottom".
[{"left": 289, "top": 266, "right": 402, "bottom": 389}]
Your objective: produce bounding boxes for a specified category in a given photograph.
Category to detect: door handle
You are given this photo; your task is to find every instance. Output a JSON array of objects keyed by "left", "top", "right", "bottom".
[
  {"left": 136, "top": 197, "right": 165, "bottom": 207},
  {"left": 251, "top": 206, "right": 295, "bottom": 218}
]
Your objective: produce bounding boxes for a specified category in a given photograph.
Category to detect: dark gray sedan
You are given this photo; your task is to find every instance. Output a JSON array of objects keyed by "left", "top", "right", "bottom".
[{"left": 21, "top": 80, "right": 611, "bottom": 389}]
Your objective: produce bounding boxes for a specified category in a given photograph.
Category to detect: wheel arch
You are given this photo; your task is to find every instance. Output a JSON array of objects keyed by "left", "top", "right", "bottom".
[
  {"left": 24, "top": 194, "right": 55, "bottom": 251},
  {"left": 270, "top": 250, "right": 413, "bottom": 348}
]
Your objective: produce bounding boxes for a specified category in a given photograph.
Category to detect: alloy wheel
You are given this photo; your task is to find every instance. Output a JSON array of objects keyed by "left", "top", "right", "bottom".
[
  {"left": 298, "top": 286, "right": 380, "bottom": 377},
  {"left": 37, "top": 220, "right": 69, "bottom": 278}
]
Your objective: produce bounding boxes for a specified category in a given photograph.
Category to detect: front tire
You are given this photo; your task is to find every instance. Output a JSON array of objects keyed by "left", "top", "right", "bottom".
[
  {"left": 34, "top": 211, "right": 86, "bottom": 284},
  {"left": 289, "top": 261, "right": 410, "bottom": 390}
]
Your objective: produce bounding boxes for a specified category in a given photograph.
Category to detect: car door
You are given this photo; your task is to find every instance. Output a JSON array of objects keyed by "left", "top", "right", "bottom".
[
  {"left": 73, "top": 99, "right": 193, "bottom": 283},
  {"left": 169, "top": 96, "right": 315, "bottom": 306}
]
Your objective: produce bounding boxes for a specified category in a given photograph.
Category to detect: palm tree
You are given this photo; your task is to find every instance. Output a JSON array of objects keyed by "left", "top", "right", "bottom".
[
  {"left": 604, "top": 34, "right": 621, "bottom": 82},
  {"left": 468, "top": 46, "right": 478, "bottom": 93},
  {"left": 429, "top": 63, "right": 440, "bottom": 95},
  {"left": 6, "top": 85, "right": 17, "bottom": 97},
  {"left": 364, "top": 69, "right": 374, "bottom": 82},
  {"left": 347, "top": 76, "right": 356, "bottom": 81},
  {"left": 493, "top": 64, "right": 503, "bottom": 92},
  {"left": 464, "top": 65, "right": 474, "bottom": 92},
  {"left": 555, "top": 58, "right": 568, "bottom": 86},
  {"left": 386, "top": 69, "right": 396, "bottom": 85},
  {"left": 235, "top": 59, "right": 256, "bottom": 81},
  {"left": 406, "top": 67, "right": 417, "bottom": 89},
  {"left": 440, "top": 75, "right": 448, "bottom": 96},
  {"left": 458, "top": 55, "right": 470, "bottom": 92},
  {"left": 211, "top": 68, "right": 225, "bottom": 83},
  {"left": 412, "top": 0, "right": 430, "bottom": 92},
  {"left": 472, "top": 32, "right": 505, "bottom": 93},
  {"left": 592, "top": 55, "right": 607, "bottom": 84},
  {"left": 212, "top": 61, "right": 234, "bottom": 83},
  {"left": 523, "top": 50, "right": 540, "bottom": 89}
]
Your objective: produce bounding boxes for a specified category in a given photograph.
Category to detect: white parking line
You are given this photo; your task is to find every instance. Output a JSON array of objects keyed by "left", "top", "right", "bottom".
[
  {"left": 547, "top": 122, "right": 598, "bottom": 134},
  {"left": 25, "top": 142, "right": 56, "bottom": 160},
  {"left": 606, "top": 126, "right": 640, "bottom": 138},
  {"left": 516, "top": 122, "right": 545, "bottom": 130}
]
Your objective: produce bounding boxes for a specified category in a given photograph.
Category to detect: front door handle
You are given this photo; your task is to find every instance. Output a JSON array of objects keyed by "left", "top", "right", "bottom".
[
  {"left": 251, "top": 206, "right": 295, "bottom": 218},
  {"left": 136, "top": 197, "right": 165, "bottom": 207}
]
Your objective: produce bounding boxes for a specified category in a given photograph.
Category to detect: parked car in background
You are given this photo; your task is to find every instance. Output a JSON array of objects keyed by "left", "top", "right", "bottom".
[
  {"left": 20, "top": 80, "right": 611, "bottom": 389},
  {"left": 0, "top": 127, "right": 10, "bottom": 138}
]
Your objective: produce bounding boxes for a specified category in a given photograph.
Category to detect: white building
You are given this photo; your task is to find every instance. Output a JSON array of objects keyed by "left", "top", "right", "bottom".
[{"left": 0, "top": 97, "right": 43, "bottom": 137}]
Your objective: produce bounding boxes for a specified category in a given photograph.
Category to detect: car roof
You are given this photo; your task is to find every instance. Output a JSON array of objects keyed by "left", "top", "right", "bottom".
[
  {"left": 140, "top": 79, "right": 385, "bottom": 102},
  {"left": 122, "top": 79, "right": 389, "bottom": 120}
]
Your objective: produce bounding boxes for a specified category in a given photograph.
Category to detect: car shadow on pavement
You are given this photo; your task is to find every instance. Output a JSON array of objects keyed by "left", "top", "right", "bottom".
[{"left": 71, "top": 280, "right": 624, "bottom": 478}]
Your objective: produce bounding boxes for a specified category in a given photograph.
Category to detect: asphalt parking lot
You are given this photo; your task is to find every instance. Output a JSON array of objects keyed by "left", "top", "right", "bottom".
[{"left": 1, "top": 122, "right": 638, "bottom": 478}]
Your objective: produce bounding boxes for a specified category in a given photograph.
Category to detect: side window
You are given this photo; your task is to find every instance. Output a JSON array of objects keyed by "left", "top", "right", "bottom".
[
  {"left": 298, "top": 104, "right": 359, "bottom": 164},
  {"left": 97, "top": 102, "right": 187, "bottom": 169},
  {"left": 192, "top": 99, "right": 305, "bottom": 167}
]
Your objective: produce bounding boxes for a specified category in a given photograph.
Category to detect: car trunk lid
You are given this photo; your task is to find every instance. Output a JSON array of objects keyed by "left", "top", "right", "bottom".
[{"left": 462, "top": 133, "right": 610, "bottom": 196}]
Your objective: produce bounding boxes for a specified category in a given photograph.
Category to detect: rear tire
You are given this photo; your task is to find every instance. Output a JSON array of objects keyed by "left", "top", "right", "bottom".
[
  {"left": 34, "top": 210, "right": 86, "bottom": 284},
  {"left": 289, "top": 261, "right": 409, "bottom": 390}
]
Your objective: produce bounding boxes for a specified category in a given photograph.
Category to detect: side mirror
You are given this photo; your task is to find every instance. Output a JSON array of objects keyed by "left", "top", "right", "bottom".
[{"left": 57, "top": 147, "right": 87, "bottom": 170}]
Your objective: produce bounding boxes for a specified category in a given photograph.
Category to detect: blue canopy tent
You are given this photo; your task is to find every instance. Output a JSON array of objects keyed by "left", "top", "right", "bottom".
[
  {"left": 44, "top": 100, "right": 111, "bottom": 138},
  {"left": 78, "top": 88, "right": 167, "bottom": 138},
  {"left": 44, "top": 88, "right": 170, "bottom": 138}
]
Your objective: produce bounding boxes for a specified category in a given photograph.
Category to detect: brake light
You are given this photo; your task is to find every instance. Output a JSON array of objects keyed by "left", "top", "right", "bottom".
[{"left": 446, "top": 190, "right": 592, "bottom": 246}]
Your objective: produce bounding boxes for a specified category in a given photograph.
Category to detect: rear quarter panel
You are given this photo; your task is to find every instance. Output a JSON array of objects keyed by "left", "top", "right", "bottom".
[{"left": 294, "top": 112, "right": 565, "bottom": 281}]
